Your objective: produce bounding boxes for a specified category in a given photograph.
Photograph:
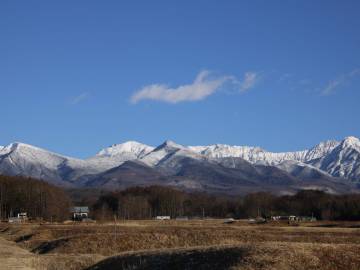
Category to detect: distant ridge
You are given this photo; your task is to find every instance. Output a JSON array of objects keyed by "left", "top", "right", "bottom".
[{"left": 0, "top": 136, "right": 359, "bottom": 194}]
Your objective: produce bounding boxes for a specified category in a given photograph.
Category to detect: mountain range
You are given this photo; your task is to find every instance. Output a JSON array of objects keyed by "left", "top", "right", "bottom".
[{"left": 1, "top": 136, "right": 360, "bottom": 195}]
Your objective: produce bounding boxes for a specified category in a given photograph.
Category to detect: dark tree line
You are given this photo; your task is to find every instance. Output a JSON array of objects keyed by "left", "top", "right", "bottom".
[
  {"left": 0, "top": 175, "right": 71, "bottom": 221},
  {"left": 92, "top": 186, "right": 360, "bottom": 221},
  {"left": 91, "top": 186, "right": 240, "bottom": 220},
  {"left": 1, "top": 175, "right": 359, "bottom": 222}
]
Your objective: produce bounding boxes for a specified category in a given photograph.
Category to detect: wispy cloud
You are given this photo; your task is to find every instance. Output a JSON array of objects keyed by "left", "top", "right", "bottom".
[
  {"left": 70, "top": 92, "right": 90, "bottom": 105},
  {"left": 130, "top": 70, "right": 259, "bottom": 104},
  {"left": 321, "top": 69, "right": 360, "bottom": 96},
  {"left": 278, "top": 73, "right": 293, "bottom": 82},
  {"left": 350, "top": 69, "right": 360, "bottom": 77},
  {"left": 240, "top": 72, "right": 259, "bottom": 92}
]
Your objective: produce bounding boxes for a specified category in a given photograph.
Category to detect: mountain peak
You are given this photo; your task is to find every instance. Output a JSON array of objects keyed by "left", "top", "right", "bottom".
[
  {"left": 343, "top": 136, "right": 360, "bottom": 144},
  {"left": 304, "top": 140, "right": 340, "bottom": 161},
  {"left": 0, "top": 142, "right": 44, "bottom": 155},
  {"left": 96, "top": 141, "right": 154, "bottom": 158},
  {"left": 158, "top": 140, "right": 184, "bottom": 149},
  {"left": 316, "top": 139, "right": 339, "bottom": 147},
  {"left": 121, "top": 140, "right": 147, "bottom": 146},
  {"left": 9, "top": 142, "right": 30, "bottom": 148},
  {"left": 340, "top": 136, "right": 360, "bottom": 151},
  {"left": 141, "top": 140, "right": 189, "bottom": 167},
  {"left": 1, "top": 136, "right": 360, "bottom": 189}
]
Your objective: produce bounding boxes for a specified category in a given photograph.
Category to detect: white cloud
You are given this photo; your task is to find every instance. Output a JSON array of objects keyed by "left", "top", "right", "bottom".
[
  {"left": 322, "top": 69, "right": 360, "bottom": 96},
  {"left": 240, "top": 72, "right": 258, "bottom": 92},
  {"left": 322, "top": 78, "right": 344, "bottom": 96},
  {"left": 131, "top": 70, "right": 259, "bottom": 104},
  {"left": 70, "top": 92, "right": 90, "bottom": 105}
]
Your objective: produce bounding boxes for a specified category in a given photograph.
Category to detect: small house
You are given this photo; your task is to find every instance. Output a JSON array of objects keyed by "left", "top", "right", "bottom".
[
  {"left": 71, "top": 206, "right": 89, "bottom": 221},
  {"left": 17, "top": 212, "right": 28, "bottom": 220},
  {"left": 271, "top": 215, "right": 295, "bottom": 221},
  {"left": 8, "top": 212, "right": 28, "bottom": 223},
  {"left": 271, "top": 215, "right": 312, "bottom": 222}
]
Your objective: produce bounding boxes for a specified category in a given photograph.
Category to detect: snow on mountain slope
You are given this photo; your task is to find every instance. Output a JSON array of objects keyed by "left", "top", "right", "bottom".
[
  {"left": 276, "top": 160, "right": 333, "bottom": 179},
  {"left": 189, "top": 140, "right": 339, "bottom": 165},
  {"left": 0, "top": 136, "right": 359, "bottom": 187},
  {"left": 96, "top": 141, "right": 154, "bottom": 158},
  {"left": 0, "top": 141, "right": 155, "bottom": 183},
  {"left": 308, "top": 137, "right": 360, "bottom": 181},
  {"left": 140, "top": 140, "right": 201, "bottom": 167},
  {"left": 189, "top": 139, "right": 360, "bottom": 181},
  {"left": 303, "top": 140, "right": 340, "bottom": 161},
  {"left": 86, "top": 141, "right": 154, "bottom": 171},
  {"left": 342, "top": 136, "right": 360, "bottom": 151},
  {"left": 189, "top": 144, "right": 309, "bottom": 165},
  {"left": 0, "top": 142, "right": 87, "bottom": 184},
  {"left": 0, "top": 143, "right": 15, "bottom": 156},
  {"left": 0, "top": 142, "right": 72, "bottom": 170}
]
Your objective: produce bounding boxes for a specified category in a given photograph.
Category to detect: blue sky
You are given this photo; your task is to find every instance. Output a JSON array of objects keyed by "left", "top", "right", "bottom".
[{"left": 1, "top": 1, "right": 360, "bottom": 158}]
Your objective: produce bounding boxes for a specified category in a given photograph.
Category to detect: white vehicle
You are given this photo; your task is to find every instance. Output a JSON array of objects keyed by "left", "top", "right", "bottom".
[
  {"left": 224, "top": 218, "right": 235, "bottom": 224},
  {"left": 155, "top": 216, "right": 171, "bottom": 220}
]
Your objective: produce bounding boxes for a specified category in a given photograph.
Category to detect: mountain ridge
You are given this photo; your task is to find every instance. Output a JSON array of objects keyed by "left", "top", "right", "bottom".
[{"left": 0, "top": 136, "right": 359, "bottom": 194}]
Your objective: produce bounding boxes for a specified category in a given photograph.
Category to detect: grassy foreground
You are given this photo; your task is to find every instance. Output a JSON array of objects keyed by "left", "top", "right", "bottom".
[{"left": 1, "top": 220, "right": 360, "bottom": 269}]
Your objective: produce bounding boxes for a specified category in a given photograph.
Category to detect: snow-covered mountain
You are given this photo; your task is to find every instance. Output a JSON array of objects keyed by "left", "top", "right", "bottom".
[
  {"left": 189, "top": 140, "right": 339, "bottom": 165},
  {"left": 303, "top": 140, "right": 340, "bottom": 161},
  {"left": 189, "top": 137, "right": 360, "bottom": 182},
  {"left": 189, "top": 145, "right": 307, "bottom": 165},
  {"left": 0, "top": 136, "right": 359, "bottom": 192},
  {"left": 308, "top": 136, "right": 360, "bottom": 181},
  {"left": 0, "top": 141, "right": 155, "bottom": 183},
  {"left": 141, "top": 140, "right": 203, "bottom": 168},
  {"left": 0, "top": 142, "right": 88, "bottom": 185},
  {"left": 276, "top": 160, "right": 333, "bottom": 179},
  {"left": 96, "top": 141, "right": 154, "bottom": 159},
  {"left": 189, "top": 138, "right": 360, "bottom": 181},
  {"left": 86, "top": 141, "right": 154, "bottom": 171}
]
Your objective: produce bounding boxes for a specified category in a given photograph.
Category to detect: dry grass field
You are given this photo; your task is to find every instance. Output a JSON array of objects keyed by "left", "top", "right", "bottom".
[{"left": 1, "top": 220, "right": 360, "bottom": 270}]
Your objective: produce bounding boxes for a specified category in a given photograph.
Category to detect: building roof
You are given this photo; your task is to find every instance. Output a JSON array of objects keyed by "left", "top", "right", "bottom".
[{"left": 70, "top": 206, "right": 89, "bottom": 213}]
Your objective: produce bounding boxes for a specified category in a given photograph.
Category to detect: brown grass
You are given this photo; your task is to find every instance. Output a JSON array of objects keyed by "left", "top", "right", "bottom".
[
  {"left": 30, "top": 254, "right": 103, "bottom": 270},
  {"left": 85, "top": 242, "right": 360, "bottom": 270},
  {"left": 1, "top": 220, "right": 360, "bottom": 269}
]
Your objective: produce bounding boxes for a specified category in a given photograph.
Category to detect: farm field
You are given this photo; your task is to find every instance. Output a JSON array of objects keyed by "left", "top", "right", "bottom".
[{"left": 0, "top": 220, "right": 360, "bottom": 270}]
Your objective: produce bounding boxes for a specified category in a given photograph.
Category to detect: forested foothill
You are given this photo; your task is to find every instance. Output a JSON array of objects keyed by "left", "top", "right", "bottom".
[
  {"left": 90, "top": 186, "right": 360, "bottom": 221},
  {"left": 0, "top": 175, "right": 70, "bottom": 221},
  {"left": 93, "top": 186, "right": 360, "bottom": 220},
  {"left": 1, "top": 174, "right": 360, "bottom": 222}
]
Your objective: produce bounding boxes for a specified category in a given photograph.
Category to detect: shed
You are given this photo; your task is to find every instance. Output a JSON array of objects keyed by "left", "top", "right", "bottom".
[{"left": 70, "top": 206, "right": 89, "bottom": 221}]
